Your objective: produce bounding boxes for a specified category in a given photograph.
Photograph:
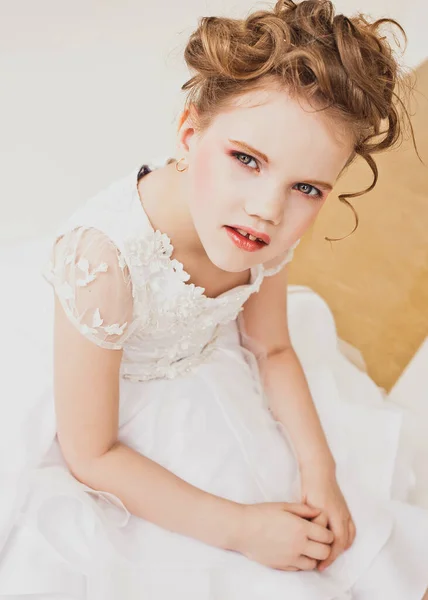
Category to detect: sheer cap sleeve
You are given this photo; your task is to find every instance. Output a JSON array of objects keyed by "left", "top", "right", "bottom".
[
  {"left": 263, "top": 239, "right": 300, "bottom": 277},
  {"left": 43, "top": 226, "right": 134, "bottom": 350}
]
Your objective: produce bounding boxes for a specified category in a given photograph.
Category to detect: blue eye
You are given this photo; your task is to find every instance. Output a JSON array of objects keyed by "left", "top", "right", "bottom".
[
  {"left": 294, "top": 183, "right": 323, "bottom": 199},
  {"left": 232, "top": 151, "right": 259, "bottom": 170}
]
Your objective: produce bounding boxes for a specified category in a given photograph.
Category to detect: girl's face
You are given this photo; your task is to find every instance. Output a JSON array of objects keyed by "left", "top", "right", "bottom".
[{"left": 177, "top": 86, "right": 355, "bottom": 273}]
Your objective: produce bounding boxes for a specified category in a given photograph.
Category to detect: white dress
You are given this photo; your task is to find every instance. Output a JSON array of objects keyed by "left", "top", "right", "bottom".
[{"left": 1, "top": 156, "right": 428, "bottom": 600}]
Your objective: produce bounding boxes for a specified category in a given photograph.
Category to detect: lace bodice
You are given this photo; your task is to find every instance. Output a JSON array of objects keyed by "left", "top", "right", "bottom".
[{"left": 43, "top": 157, "right": 299, "bottom": 381}]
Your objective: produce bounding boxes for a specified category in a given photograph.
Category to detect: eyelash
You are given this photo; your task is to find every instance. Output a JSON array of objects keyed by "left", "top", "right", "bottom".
[{"left": 231, "top": 151, "right": 324, "bottom": 200}]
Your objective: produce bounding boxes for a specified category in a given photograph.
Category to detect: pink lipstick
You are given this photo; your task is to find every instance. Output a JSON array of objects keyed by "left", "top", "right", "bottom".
[{"left": 224, "top": 225, "right": 270, "bottom": 252}]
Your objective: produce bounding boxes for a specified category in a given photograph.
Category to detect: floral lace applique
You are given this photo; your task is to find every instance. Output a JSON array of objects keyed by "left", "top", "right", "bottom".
[
  {"left": 43, "top": 226, "right": 135, "bottom": 350},
  {"left": 113, "top": 227, "right": 265, "bottom": 381}
]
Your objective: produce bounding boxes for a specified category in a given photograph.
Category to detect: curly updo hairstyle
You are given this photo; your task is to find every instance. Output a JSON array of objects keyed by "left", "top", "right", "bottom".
[{"left": 181, "top": 0, "right": 417, "bottom": 240}]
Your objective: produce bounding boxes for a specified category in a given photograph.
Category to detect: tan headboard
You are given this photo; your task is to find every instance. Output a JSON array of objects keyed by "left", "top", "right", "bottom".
[{"left": 289, "top": 60, "right": 428, "bottom": 392}]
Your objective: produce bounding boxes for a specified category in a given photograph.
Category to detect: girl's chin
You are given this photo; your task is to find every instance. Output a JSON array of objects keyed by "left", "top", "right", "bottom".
[
  {"left": 201, "top": 231, "right": 267, "bottom": 272},
  {"left": 205, "top": 249, "right": 260, "bottom": 274}
]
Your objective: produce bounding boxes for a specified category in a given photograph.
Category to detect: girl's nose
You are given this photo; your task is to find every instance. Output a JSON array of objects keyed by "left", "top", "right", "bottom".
[{"left": 244, "top": 193, "right": 283, "bottom": 226}]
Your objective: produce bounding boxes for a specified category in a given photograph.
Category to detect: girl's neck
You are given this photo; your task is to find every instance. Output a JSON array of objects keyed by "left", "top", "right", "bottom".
[{"left": 137, "top": 159, "right": 206, "bottom": 257}]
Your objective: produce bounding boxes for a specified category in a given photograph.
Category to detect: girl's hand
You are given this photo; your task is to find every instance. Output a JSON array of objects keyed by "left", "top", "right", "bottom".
[
  {"left": 300, "top": 467, "right": 357, "bottom": 571},
  {"left": 233, "top": 502, "right": 334, "bottom": 571}
]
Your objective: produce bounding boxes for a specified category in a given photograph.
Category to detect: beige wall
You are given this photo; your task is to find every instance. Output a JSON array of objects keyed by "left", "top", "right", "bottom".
[{"left": 289, "top": 61, "right": 428, "bottom": 391}]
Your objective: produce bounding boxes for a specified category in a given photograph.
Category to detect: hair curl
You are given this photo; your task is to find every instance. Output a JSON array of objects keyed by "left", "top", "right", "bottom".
[{"left": 181, "top": 0, "right": 418, "bottom": 241}]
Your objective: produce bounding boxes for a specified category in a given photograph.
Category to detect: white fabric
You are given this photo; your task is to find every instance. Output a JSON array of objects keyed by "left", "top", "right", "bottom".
[
  {"left": 0, "top": 157, "right": 428, "bottom": 599},
  {"left": 44, "top": 226, "right": 134, "bottom": 348}
]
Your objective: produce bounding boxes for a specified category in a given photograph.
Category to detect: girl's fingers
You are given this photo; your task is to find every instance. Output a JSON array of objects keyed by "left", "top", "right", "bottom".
[
  {"left": 295, "top": 555, "right": 318, "bottom": 571},
  {"left": 308, "top": 520, "right": 334, "bottom": 545},
  {"left": 304, "top": 540, "right": 331, "bottom": 561},
  {"left": 311, "top": 511, "right": 328, "bottom": 527},
  {"left": 285, "top": 503, "right": 322, "bottom": 519},
  {"left": 318, "top": 517, "right": 350, "bottom": 571}
]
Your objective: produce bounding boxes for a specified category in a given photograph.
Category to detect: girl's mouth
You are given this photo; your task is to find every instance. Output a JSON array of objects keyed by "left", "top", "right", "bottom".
[{"left": 224, "top": 226, "right": 268, "bottom": 252}]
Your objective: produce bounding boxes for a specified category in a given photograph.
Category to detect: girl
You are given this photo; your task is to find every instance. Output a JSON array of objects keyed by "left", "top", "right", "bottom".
[{"left": 1, "top": 0, "right": 428, "bottom": 598}]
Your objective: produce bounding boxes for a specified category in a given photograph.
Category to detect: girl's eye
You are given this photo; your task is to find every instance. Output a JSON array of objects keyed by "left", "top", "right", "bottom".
[
  {"left": 294, "top": 183, "right": 323, "bottom": 199},
  {"left": 231, "top": 153, "right": 323, "bottom": 199},
  {"left": 232, "top": 151, "right": 259, "bottom": 171}
]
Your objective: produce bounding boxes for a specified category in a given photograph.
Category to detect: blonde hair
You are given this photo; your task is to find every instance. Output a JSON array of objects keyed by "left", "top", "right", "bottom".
[{"left": 181, "top": 0, "right": 418, "bottom": 240}]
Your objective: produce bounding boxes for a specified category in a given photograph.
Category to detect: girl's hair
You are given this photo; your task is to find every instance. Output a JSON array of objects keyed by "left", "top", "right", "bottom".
[{"left": 181, "top": 0, "right": 418, "bottom": 241}]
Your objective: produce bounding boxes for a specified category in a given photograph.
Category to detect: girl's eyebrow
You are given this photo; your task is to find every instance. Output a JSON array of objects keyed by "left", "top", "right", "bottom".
[
  {"left": 228, "top": 138, "right": 333, "bottom": 191},
  {"left": 228, "top": 138, "right": 269, "bottom": 164},
  {"left": 305, "top": 180, "right": 333, "bottom": 192}
]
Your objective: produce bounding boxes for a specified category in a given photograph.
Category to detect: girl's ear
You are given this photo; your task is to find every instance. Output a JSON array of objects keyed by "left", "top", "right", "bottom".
[{"left": 176, "top": 104, "right": 200, "bottom": 156}]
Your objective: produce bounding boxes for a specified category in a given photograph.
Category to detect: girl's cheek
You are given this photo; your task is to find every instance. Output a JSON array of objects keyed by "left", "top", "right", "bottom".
[{"left": 193, "top": 145, "right": 215, "bottom": 192}]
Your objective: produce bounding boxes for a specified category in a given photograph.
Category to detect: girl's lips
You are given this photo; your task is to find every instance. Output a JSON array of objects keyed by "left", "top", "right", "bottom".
[
  {"left": 227, "top": 224, "right": 271, "bottom": 245},
  {"left": 224, "top": 226, "right": 266, "bottom": 252}
]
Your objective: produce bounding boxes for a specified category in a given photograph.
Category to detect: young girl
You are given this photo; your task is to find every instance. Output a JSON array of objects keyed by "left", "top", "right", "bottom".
[{"left": 1, "top": 0, "right": 428, "bottom": 598}]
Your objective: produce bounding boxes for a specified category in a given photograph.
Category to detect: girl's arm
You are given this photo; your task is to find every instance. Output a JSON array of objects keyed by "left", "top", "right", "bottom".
[
  {"left": 241, "top": 266, "right": 335, "bottom": 473},
  {"left": 53, "top": 294, "right": 243, "bottom": 551},
  {"left": 241, "top": 265, "right": 356, "bottom": 566}
]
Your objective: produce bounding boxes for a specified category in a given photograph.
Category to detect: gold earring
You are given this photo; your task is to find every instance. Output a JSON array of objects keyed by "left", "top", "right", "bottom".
[{"left": 175, "top": 157, "right": 188, "bottom": 172}]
